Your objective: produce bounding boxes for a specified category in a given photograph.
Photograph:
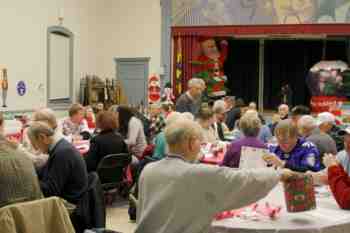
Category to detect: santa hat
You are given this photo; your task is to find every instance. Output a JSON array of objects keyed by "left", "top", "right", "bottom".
[{"left": 198, "top": 36, "right": 213, "bottom": 43}]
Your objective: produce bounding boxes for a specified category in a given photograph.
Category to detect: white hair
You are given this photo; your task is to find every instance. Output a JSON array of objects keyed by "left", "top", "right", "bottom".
[
  {"left": 166, "top": 111, "right": 195, "bottom": 126},
  {"left": 181, "top": 112, "right": 194, "bottom": 121},
  {"left": 212, "top": 100, "right": 226, "bottom": 114},
  {"left": 298, "top": 115, "right": 317, "bottom": 131},
  {"left": 278, "top": 104, "right": 289, "bottom": 111},
  {"left": 239, "top": 111, "right": 261, "bottom": 137},
  {"left": 248, "top": 102, "right": 257, "bottom": 109},
  {"left": 32, "top": 108, "right": 58, "bottom": 129},
  {"left": 164, "top": 118, "right": 203, "bottom": 146},
  {"left": 188, "top": 78, "right": 205, "bottom": 88}
]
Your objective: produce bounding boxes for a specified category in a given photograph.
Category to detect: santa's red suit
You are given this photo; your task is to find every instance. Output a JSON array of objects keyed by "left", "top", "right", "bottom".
[{"left": 196, "top": 37, "right": 228, "bottom": 97}]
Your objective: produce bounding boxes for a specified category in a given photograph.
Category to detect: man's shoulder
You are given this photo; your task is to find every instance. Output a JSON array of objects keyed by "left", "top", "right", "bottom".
[
  {"left": 336, "top": 150, "right": 348, "bottom": 160},
  {"left": 176, "top": 93, "right": 191, "bottom": 102},
  {"left": 52, "top": 139, "right": 79, "bottom": 157}
]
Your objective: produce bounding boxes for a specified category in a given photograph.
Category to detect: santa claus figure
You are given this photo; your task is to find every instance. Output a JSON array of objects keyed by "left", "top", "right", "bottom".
[
  {"left": 148, "top": 74, "right": 161, "bottom": 104},
  {"left": 196, "top": 37, "right": 228, "bottom": 97}
]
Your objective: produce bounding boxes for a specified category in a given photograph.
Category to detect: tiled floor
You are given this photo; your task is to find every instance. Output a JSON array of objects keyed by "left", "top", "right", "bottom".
[{"left": 106, "top": 200, "right": 136, "bottom": 233}]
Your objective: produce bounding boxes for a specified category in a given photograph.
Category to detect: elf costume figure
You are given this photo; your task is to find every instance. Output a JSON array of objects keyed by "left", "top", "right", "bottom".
[{"left": 196, "top": 37, "right": 228, "bottom": 97}]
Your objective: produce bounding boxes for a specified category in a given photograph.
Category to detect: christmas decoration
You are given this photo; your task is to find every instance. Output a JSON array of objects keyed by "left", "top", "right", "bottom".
[
  {"left": 283, "top": 174, "right": 316, "bottom": 212},
  {"left": 148, "top": 74, "right": 161, "bottom": 104},
  {"left": 192, "top": 37, "right": 228, "bottom": 98}
]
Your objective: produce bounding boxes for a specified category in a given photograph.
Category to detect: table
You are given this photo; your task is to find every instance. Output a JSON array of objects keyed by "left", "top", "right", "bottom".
[
  {"left": 201, "top": 152, "right": 225, "bottom": 165},
  {"left": 200, "top": 142, "right": 227, "bottom": 165},
  {"left": 210, "top": 185, "right": 350, "bottom": 233}
]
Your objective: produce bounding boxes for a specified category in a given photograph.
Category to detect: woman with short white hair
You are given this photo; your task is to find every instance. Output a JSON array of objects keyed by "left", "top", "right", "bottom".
[
  {"left": 136, "top": 118, "right": 295, "bottom": 233},
  {"left": 221, "top": 110, "right": 266, "bottom": 168}
]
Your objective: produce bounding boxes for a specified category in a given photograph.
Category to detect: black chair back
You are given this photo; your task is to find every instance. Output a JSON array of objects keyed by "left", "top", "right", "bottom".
[
  {"left": 71, "top": 172, "right": 106, "bottom": 233},
  {"left": 96, "top": 153, "right": 131, "bottom": 190}
]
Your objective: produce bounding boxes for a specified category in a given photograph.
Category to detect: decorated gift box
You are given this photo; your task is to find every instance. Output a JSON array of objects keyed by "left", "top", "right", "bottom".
[{"left": 283, "top": 174, "right": 316, "bottom": 212}]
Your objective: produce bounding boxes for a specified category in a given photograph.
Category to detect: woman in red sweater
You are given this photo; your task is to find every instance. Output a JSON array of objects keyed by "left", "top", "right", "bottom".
[{"left": 324, "top": 153, "right": 350, "bottom": 209}]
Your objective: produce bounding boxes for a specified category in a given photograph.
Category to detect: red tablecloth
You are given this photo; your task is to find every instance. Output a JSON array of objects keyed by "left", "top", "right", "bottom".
[
  {"left": 201, "top": 152, "right": 225, "bottom": 165},
  {"left": 200, "top": 142, "right": 227, "bottom": 165}
]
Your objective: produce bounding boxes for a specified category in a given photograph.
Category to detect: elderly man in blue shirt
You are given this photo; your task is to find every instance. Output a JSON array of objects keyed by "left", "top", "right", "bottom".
[{"left": 264, "top": 119, "right": 322, "bottom": 172}]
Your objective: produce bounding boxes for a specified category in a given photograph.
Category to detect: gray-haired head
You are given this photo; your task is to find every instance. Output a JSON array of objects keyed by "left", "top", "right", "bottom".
[
  {"left": 297, "top": 115, "right": 317, "bottom": 137},
  {"left": 164, "top": 118, "right": 203, "bottom": 161},
  {"left": 27, "top": 121, "right": 55, "bottom": 142},
  {"left": 32, "top": 108, "right": 57, "bottom": 130},
  {"left": 274, "top": 119, "right": 298, "bottom": 139},
  {"left": 239, "top": 110, "right": 261, "bottom": 137},
  {"left": 212, "top": 100, "right": 226, "bottom": 114},
  {"left": 188, "top": 78, "right": 205, "bottom": 89}
]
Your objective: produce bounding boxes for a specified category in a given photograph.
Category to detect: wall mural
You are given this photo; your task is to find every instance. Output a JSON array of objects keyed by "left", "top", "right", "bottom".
[{"left": 172, "top": 0, "right": 350, "bottom": 26}]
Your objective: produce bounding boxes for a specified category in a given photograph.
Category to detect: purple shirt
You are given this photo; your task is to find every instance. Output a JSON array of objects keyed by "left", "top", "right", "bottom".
[{"left": 221, "top": 137, "right": 267, "bottom": 168}]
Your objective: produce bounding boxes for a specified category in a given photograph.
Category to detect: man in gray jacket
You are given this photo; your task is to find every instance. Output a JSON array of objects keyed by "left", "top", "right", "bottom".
[{"left": 135, "top": 118, "right": 294, "bottom": 233}]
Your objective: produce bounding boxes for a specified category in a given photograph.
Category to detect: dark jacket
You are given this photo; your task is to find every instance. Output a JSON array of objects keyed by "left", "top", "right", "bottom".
[
  {"left": 71, "top": 172, "right": 105, "bottom": 233},
  {"left": 225, "top": 107, "right": 241, "bottom": 131},
  {"left": 175, "top": 92, "right": 200, "bottom": 116},
  {"left": 39, "top": 139, "right": 88, "bottom": 204},
  {"left": 85, "top": 130, "right": 129, "bottom": 172}
]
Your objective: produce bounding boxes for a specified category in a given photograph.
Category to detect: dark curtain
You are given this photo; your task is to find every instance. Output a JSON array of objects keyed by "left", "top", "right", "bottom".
[
  {"left": 224, "top": 39, "right": 260, "bottom": 104},
  {"left": 263, "top": 39, "right": 348, "bottom": 110}
]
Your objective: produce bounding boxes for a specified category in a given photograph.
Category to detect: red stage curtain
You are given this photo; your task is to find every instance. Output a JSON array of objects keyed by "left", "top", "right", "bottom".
[{"left": 172, "top": 35, "right": 200, "bottom": 97}]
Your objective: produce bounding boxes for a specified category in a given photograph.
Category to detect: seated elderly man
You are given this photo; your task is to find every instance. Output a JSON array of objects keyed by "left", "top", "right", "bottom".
[
  {"left": 0, "top": 114, "right": 42, "bottom": 207},
  {"left": 309, "top": 126, "right": 350, "bottom": 185},
  {"left": 221, "top": 110, "right": 266, "bottom": 168},
  {"left": 298, "top": 115, "right": 337, "bottom": 161},
  {"left": 212, "top": 100, "right": 230, "bottom": 141},
  {"left": 264, "top": 119, "right": 322, "bottom": 172},
  {"left": 20, "top": 108, "right": 62, "bottom": 169},
  {"left": 317, "top": 112, "right": 344, "bottom": 152},
  {"left": 61, "top": 103, "right": 90, "bottom": 139},
  {"left": 135, "top": 118, "right": 293, "bottom": 233},
  {"left": 27, "top": 122, "right": 88, "bottom": 204}
]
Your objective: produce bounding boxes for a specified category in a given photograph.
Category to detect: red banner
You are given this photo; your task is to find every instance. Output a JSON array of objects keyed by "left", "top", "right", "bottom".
[{"left": 310, "top": 96, "right": 347, "bottom": 115}]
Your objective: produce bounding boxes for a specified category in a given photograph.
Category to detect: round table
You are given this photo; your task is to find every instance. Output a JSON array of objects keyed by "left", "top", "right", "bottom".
[{"left": 211, "top": 185, "right": 350, "bottom": 233}]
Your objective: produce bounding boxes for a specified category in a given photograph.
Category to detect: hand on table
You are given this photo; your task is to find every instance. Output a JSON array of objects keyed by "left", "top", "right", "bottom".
[
  {"left": 306, "top": 170, "right": 328, "bottom": 185},
  {"left": 263, "top": 153, "right": 285, "bottom": 168},
  {"left": 323, "top": 153, "right": 339, "bottom": 168}
]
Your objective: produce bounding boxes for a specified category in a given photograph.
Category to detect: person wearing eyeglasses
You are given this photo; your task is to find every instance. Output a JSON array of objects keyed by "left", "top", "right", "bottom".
[{"left": 263, "top": 119, "right": 322, "bottom": 172}]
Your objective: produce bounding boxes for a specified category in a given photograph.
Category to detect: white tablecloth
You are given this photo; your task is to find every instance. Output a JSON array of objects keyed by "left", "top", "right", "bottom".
[{"left": 211, "top": 184, "right": 350, "bottom": 233}]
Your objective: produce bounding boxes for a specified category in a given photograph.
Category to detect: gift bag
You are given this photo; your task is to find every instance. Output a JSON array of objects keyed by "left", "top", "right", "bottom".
[{"left": 283, "top": 174, "right": 316, "bottom": 212}]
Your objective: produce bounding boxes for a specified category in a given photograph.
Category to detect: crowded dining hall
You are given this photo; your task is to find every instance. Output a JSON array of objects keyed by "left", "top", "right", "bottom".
[{"left": 4, "top": 1, "right": 350, "bottom": 233}]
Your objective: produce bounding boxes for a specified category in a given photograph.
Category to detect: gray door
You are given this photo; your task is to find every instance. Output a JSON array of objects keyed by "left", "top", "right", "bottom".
[{"left": 115, "top": 58, "right": 150, "bottom": 106}]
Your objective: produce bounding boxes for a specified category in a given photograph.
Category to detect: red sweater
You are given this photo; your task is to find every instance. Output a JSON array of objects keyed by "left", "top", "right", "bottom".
[{"left": 328, "top": 165, "right": 350, "bottom": 209}]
